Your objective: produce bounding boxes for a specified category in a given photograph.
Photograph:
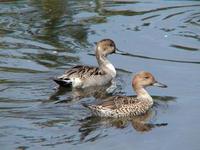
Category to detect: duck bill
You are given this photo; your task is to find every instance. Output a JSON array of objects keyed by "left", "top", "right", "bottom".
[
  {"left": 115, "top": 48, "right": 127, "bottom": 55},
  {"left": 153, "top": 81, "right": 167, "bottom": 88}
]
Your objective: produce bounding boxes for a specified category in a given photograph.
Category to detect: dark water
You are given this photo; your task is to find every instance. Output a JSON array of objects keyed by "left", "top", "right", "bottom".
[{"left": 0, "top": 0, "right": 200, "bottom": 149}]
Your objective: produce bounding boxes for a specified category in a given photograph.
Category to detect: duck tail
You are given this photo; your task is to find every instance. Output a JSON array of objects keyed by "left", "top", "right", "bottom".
[
  {"left": 82, "top": 103, "right": 96, "bottom": 111},
  {"left": 53, "top": 77, "right": 72, "bottom": 87},
  {"left": 82, "top": 103, "right": 102, "bottom": 116},
  {"left": 81, "top": 102, "right": 90, "bottom": 109}
]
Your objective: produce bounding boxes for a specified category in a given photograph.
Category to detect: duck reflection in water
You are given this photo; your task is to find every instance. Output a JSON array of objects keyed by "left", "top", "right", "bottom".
[
  {"left": 78, "top": 109, "right": 167, "bottom": 142},
  {"left": 78, "top": 96, "right": 176, "bottom": 143},
  {"left": 49, "top": 80, "right": 122, "bottom": 103},
  {"left": 77, "top": 71, "right": 176, "bottom": 142}
]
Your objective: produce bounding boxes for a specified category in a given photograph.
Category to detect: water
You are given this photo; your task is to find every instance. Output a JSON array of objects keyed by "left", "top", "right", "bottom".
[{"left": 0, "top": 0, "right": 200, "bottom": 149}]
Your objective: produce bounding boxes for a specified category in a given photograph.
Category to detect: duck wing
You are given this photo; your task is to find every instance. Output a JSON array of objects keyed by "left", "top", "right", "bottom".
[
  {"left": 99, "top": 96, "right": 139, "bottom": 110},
  {"left": 53, "top": 65, "right": 105, "bottom": 86},
  {"left": 61, "top": 65, "right": 105, "bottom": 79}
]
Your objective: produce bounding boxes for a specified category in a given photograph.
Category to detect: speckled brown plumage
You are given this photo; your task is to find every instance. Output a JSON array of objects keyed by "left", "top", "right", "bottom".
[
  {"left": 85, "top": 96, "right": 152, "bottom": 118},
  {"left": 83, "top": 71, "right": 167, "bottom": 118}
]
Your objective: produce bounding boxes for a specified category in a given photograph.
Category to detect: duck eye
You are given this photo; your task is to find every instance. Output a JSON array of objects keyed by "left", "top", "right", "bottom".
[{"left": 144, "top": 76, "right": 149, "bottom": 79}]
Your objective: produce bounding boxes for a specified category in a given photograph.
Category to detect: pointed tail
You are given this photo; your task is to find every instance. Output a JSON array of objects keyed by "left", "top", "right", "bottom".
[
  {"left": 81, "top": 102, "right": 90, "bottom": 109},
  {"left": 53, "top": 77, "right": 72, "bottom": 87}
]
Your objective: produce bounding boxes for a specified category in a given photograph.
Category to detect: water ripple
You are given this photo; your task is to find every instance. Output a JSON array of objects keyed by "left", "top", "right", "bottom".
[{"left": 0, "top": 1, "right": 200, "bottom": 149}]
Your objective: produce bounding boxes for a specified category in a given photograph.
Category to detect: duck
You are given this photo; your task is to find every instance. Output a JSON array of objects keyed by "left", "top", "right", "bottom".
[
  {"left": 82, "top": 71, "right": 167, "bottom": 118},
  {"left": 53, "top": 39, "right": 124, "bottom": 88}
]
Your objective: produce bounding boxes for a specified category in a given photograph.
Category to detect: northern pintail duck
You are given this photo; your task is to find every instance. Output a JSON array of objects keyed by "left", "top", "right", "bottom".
[
  {"left": 83, "top": 71, "right": 167, "bottom": 118},
  {"left": 53, "top": 39, "right": 123, "bottom": 88}
]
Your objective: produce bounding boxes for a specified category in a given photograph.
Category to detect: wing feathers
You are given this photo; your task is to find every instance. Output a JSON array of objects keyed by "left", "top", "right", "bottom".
[
  {"left": 98, "top": 96, "right": 139, "bottom": 110},
  {"left": 53, "top": 65, "right": 105, "bottom": 87},
  {"left": 64, "top": 65, "right": 104, "bottom": 79}
]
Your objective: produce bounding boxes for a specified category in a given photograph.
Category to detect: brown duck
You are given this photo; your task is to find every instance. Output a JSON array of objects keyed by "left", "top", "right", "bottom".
[{"left": 83, "top": 71, "right": 167, "bottom": 118}]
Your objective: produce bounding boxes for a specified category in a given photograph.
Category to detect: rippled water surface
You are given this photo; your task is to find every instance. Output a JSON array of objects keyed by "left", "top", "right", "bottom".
[{"left": 0, "top": 0, "right": 200, "bottom": 149}]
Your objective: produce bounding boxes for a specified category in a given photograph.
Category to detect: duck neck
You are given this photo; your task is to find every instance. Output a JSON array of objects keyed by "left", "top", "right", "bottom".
[
  {"left": 133, "top": 85, "right": 153, "bottom": 105},
  {"left": 96, "top": 50, "right": 116, "bottom": 78}
]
